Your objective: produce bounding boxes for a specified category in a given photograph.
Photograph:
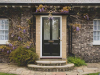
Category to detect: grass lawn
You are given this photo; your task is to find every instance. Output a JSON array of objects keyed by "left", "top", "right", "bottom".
[
  {"left": 85, "top": 72, "right": 100, "bottom": 75},
  {"left": 0, "top": 72, "right": 17, "bottom": 75}
]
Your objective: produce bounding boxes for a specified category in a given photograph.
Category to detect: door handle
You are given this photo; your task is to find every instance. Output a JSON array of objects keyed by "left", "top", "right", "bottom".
[{"left": 59, "top": 37, "right": 60, "bottom": 39}]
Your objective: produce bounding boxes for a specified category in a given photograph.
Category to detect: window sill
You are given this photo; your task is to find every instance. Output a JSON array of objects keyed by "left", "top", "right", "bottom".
[
  {"left": 0, "top": 40, "right": 9, "bottom": 44},
  {"left": 93, "top": 41, "right": 100, "bottom": 45}
]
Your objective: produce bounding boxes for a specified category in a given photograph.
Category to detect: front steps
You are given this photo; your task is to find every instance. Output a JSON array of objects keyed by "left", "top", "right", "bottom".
[
  {"left": 36, "top": 61, "right": 66, "bottom": 66},
  {"left": 28, "top": 60, "right": 74, "bottom": 72}
]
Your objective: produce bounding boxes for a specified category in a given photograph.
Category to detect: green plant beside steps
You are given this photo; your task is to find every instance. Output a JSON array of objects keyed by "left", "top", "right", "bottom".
[{"left": 67, "top": 56, "right": 87, "bottom": 67}]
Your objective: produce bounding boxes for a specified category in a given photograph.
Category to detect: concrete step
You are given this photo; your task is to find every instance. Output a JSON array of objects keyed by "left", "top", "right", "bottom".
[
  {"left": 36, "top": 60, "right": 66, "bottom": 66},
  {"left": 28, "top": 64, "right": 74, "bottom": 72}
]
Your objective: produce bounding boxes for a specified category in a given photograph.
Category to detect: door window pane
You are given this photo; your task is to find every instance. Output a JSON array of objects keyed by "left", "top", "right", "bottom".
[
  {"left": 44, "top": 19, "right": 50, "bottom": 40},
  {"left": 52, "top": 19, "right": 59, "bottom": 40}
]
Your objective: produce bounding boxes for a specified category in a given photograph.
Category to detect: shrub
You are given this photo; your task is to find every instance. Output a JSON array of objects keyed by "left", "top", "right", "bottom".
[
  {"left": 9, "top": 46, "right": 38, "bottom": 66},
  {"left": 67, "top": 56, "right": 87, "bottom": 67}
]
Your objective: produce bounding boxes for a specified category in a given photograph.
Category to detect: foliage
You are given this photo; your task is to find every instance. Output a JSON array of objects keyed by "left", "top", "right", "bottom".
[
  {"left": 60, "top": 6, "right": 71, "bottom": 13},
  {"left": 67, "top": 56, "right": 87, "bottom": 67},
  {"left": 0, "top": 72, "right": 17, "bottom": 75},
  {"left": 84, "top": 72, "right": 100, "bottom": 75},
  {"left": 9, "top": 46, "right": 38, "bottom": 66},
  {"left": 0, "top": 45, "right": 13, "bottom": 56},
  {"left": 70, "top": 23, "right": 81, "bottom": 32}
]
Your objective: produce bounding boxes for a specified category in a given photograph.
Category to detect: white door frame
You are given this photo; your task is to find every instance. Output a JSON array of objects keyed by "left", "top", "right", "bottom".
[{"left": 40, "top": 15, "right": 62, "bottom": 58}]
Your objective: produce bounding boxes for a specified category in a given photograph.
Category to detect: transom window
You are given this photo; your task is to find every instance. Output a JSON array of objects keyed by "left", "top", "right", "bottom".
[{"left": 0, "top": 19, "right": 9, "bottom": 44}]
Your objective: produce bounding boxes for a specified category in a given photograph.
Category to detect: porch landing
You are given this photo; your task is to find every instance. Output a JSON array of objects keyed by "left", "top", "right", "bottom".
[{"left": 28, "top": 60, "right": 74, "bottom": 72}]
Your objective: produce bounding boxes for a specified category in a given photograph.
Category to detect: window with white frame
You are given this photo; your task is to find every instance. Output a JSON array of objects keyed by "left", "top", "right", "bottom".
[
  {"left": 93, "top": 19, "right": 100, "bottom": 45},
  {"left": 0, "top": 19, "right": 9, "bottom": 44}
]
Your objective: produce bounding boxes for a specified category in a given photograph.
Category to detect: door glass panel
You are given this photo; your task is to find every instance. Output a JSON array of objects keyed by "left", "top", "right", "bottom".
[
  {"left": 44, "top": 19, "right": 50, "bottom": 40},
  {"left": 52, "top": 19, "right": 59, "bottom": 40}
]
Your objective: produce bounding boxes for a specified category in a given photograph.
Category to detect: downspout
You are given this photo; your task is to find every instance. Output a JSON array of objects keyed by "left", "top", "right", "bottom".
[
  {"left": 71, "top": 25, "right": 72, "bottom": 54},
  {"left": 67, "top": 15, "right": 75, "bottom": 56},
  {"left": 67, "top": 15, "right": 70, "bottom": 55}
]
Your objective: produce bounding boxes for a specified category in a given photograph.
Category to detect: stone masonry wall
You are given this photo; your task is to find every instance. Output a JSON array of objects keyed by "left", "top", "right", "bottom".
[
  {"left": 0, "top": 8, "right": 33, "bottom": 63},
  {"left": 70, "top": 14, "right": 100, "bottom": 63}
]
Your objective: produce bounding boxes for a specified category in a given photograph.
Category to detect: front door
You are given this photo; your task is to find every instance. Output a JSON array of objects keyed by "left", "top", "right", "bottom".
[{"left": 42, "top": 17, "right": 60, "bottom": 56}]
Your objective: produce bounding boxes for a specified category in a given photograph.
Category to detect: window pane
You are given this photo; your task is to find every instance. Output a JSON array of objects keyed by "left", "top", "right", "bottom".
[
  {"left": 2, "top": 20, "right": 5, "bottom": 25},
  {"left": 98, "top": 20, "right": 100, "bottom": 26},
  {"left": 5, "top": 35, "right": 8, "bottom": 40},
  {"left": 44, "top": 19, "right": 50, "bottom": 40},
  {"left": 5, "top": 24, "right": 9, "bottom": 29},
  {"left": 5, "top": 20, "right": 8, "bottom": 24},
  {"left": 94, "top": 26, "right": 97, "bottom": 30},
  {"left": 52, "top": 19, "right": 59, "bottom": 40},
  {"left": 94, "top": 36, "right": 96, "bottom": 40},
  {"left": 0, "top": 35, "right": 4, "bottom": 40},
  {"left": 0, "top": 30, "right": 4, "bottom": 35},
  {"left": 93, "top": 31, "right": 96, "bottom": 36},
  {"left": 97, "top": 36, "right": 99, "bottom": 40},
  {"left": 98, "top": 26, "right": 100, "bottom": 30},
  {"left": 97, "top": 31, "right": 100, "bottom": 36},
  {"left": 0, "top": 20, "right": 4, "bottom": 29},
  {"left": 5, "top": 20, "right": 9, "bottom": 29},
  {"left": 5, "top": 30, "right": 8, "bottom": 35},
  {"left": 94, "top": 20, "right": 97, "bottom": 26}
]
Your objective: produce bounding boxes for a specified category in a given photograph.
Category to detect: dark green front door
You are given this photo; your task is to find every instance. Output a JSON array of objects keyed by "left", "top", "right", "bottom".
[{"left": 42, "top": 17, "right": 60, "bottom": 56}]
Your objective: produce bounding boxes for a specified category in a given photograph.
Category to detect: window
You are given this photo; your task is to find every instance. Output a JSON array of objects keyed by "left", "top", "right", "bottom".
[
  {"left": 0, "top": 19, "right": 9, "bottom": 44},
  {"left": 93, "top": 19, "right": 100, "bottom": 45}
]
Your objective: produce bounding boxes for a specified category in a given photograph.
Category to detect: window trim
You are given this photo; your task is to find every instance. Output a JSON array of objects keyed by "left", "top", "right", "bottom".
[
  {"left": 0, "top": 18, "right": 9, "bottom": 44},
  {"left": 93, "top": 19, "right": 100, "bottom": 45}
]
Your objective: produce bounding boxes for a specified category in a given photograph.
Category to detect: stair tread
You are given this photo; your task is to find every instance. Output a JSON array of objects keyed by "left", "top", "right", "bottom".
[
  {"left": 36, "top": 61, "right": 66, "bottom": 64},
  {"left": 28, "top": 64, "right": 74, "bottom": 68}
]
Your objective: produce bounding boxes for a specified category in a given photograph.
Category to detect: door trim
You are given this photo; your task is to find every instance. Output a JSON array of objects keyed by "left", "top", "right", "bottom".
[{"left": 40, "top": 15, "right": 62, "bottom": 58}]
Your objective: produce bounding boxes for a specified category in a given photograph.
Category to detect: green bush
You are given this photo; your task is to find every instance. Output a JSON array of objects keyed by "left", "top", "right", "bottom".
[
  {"left": 9, "top": 46, "right": 38, "bottom": 66},
  {"left": 67, "top": 56, "right": 87, "bottom": 67}
]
